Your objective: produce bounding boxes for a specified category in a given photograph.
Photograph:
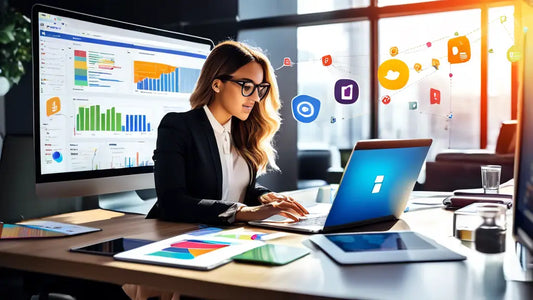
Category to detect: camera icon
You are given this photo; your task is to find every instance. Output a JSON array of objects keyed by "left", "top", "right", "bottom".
[{"left": 291, "top": 95, "right": 321, "bottom": 123}]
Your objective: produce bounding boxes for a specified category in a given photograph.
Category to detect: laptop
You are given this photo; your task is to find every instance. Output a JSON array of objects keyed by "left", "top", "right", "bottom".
[{"left": 249, "top": 139, "right": 432, "bottom": 233}]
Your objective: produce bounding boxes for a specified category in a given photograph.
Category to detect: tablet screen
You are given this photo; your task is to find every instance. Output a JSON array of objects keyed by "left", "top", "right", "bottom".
[
  {"left": 71, "top": 238, "right": 154, "bottom": 256},
  {"left": 326, "top": 232, "right": 435, "bottom": 252}
]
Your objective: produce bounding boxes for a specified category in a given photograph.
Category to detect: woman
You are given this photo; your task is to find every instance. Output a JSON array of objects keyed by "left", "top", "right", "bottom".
[{"left": 146, "top": 40, "right": 308, "bottom": 225}]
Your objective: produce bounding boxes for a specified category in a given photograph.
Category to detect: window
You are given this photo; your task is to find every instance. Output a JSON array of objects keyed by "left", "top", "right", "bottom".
[
  {"left": 298, "top": 0, "right": 369, "bottom": 14},
  {"left": 297, "top": 22, "right": 371, "bottom": 149},
  {"left": 239, "top": 1, "right": 518, "bottom": 163},
  {"left": 378, "top": 10, "right": 481, "bottom": 159},
  {"left": 239, "top": 0, "right": 369, "bottom": 21},
  {"left": 378, "top": 0, "right": 441, "bottom": 7},
  {"left": 487, "top": 6, "right": 514, "bottom": 149}
]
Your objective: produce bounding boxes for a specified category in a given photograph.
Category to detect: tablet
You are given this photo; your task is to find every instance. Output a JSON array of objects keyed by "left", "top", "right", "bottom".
[
  {"left": 70, "top": 238, "right": 154, "bottom": 256},
  {"left": 309, "top": 231, "right": 466, "bottom": 265}
]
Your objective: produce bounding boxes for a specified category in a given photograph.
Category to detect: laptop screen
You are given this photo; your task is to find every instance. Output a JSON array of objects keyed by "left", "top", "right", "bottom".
[{"left": 324, "top": 142, "right": 431, "bottom": 228}]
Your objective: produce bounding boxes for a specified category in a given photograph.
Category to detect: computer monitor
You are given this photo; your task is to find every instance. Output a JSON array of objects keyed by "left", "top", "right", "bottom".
[
  {"left": 514, "top": 21, "right": 533, "bottom": 271},
  {"left": 31, "top": 4, "right": 213, "bottom": 213}
]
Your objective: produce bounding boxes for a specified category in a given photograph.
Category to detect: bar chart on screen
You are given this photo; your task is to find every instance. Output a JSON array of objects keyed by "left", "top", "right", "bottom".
[
  {"left": 134, "top": 60, "right": 200, "bottom": 93},
  {"left": 74, "top": 104, "right": 155, "bottom": 135}
]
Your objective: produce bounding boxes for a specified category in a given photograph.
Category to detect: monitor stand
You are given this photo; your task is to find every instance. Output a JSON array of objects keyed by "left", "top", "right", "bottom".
[
  {"left": 98, "top": 191, "right": 157, "bottom": 215},
  {"left": 504, "top": 241, "right": 533, "bottom": 282}
]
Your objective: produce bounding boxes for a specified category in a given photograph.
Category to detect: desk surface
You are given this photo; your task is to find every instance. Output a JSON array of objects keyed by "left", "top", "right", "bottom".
[{"left": 1, "top": 206, "right": 532, "bottom": 299}]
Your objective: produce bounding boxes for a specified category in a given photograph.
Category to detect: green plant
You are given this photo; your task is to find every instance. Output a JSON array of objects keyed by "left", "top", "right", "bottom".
[{"left": 0, "top": 2, "right": 31, "bottom": 86}]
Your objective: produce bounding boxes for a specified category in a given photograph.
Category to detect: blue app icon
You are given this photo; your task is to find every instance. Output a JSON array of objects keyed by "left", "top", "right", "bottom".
[
  {"left": 291, "top": 95, "right": 321, "bottom": 123},
  {"left": 52, "top": 151, "right": 63, "bottom": 163},
  {"left": 334, "top": 79, "right": 359, "bottom": 104}
]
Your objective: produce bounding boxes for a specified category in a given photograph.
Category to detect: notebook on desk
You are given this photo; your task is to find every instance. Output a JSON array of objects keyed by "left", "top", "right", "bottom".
[{"left": 249, "top": 139, "right": 432, "bottom": 233}]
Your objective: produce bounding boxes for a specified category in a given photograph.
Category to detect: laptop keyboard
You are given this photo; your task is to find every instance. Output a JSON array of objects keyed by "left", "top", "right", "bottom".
[{"left": 296, "top": 215, "right": 327, "bottom": 226}]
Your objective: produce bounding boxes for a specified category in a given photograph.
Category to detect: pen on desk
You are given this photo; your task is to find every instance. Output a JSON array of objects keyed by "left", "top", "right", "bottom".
[{"left": 404, "top": 205, "right": 445, "bottom": 212}]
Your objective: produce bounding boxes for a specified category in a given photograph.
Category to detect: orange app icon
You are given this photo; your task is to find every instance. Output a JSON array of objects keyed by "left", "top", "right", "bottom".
[
  {"left": 447, "top": 36, "right": 471, "bottom": 64},
  {"left": 432, "top": 58, "right": 440, "bottom": 70},
  {"left": 414, "top": 63, "right": 422, "bottom": 72},
  {"left": 377, "top": 59, "right": 409, "bottom": 90},
  {"left": 46, "top": 96, "right": 61, "bottom": 116},
  {"left": 322, "top": 55, "right": 332, "bottom": 66},
  {"left": 390, "top": 46, "right": 398, "bottom": 57}
]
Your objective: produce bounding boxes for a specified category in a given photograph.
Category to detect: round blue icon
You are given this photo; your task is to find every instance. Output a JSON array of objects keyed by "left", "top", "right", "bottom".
[
  {"left": 52, "top": 151, "right": 63, "bottom": 163},
  {"left": 291, "top": 95, "right": 321, "bottom": 123}
]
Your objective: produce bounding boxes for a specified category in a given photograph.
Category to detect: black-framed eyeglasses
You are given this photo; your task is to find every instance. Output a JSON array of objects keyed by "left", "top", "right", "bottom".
[{"left": 217, "top": 75, "right": 270, "bottom": 101}]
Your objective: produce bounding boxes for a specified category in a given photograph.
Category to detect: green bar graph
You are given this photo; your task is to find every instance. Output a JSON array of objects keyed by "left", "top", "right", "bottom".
[
  {"left": 84, "top": 108, "right": 89, "bottom": 130},
  {"left": 96, "top": 105, "right": 100, "bottom": 131},
  {"left": 76, "top": 105, "right": 129, "bottom": 132},
  {"left": 90, "top": 106, "right": 95, "bottom": 131},
  {"left": 111, "top": 107, "right": 115, "bottom": 132},
  {"left": 106, "top": 109, "right": 110, "bottom": 131},
  {"left": 79, "top": 107, "right": 84, "bottom": 131},
  {"left": 116, "top": 113, "right": 121, "bottom": 131}
]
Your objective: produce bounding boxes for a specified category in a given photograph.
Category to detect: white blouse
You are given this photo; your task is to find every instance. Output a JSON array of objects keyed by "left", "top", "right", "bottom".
[{"left": 203, "top": 105, "right": 250, "bottom": 204}]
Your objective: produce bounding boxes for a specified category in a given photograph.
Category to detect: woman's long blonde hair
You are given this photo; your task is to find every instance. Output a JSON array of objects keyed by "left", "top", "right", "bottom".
[{"left": 189, "top": 40, "right": 281, "bottom": 174}]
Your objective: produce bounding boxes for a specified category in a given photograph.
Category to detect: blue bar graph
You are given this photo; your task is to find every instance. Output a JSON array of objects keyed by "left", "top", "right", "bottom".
[
  {"left": 136, "top": 66, "right": 200, "bottom": 93},
  {"left": 123, "top": 114, "right": 151, "bottom": 132}
]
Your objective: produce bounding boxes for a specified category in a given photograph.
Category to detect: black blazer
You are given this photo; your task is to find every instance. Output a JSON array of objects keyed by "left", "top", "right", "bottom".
[{"left": 146, "top": 108, "right": 270, "bottom": 225}]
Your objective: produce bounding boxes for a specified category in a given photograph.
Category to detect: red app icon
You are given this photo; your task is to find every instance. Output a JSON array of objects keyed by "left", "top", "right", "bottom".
[
  {"left": 430, "top": 88, "right": 441, "bottom": 105},
  {"left": 381, "top": 95, "right": 391, "bottom": 105},
  {"left": 283, "top": 57, "right": 292, "bottom": 66},
  {"left": 322, "top": 55, "right": 332, "bottom": 66}
]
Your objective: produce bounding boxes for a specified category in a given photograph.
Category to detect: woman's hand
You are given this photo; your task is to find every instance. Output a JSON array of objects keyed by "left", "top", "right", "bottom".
[
  {"left": 260, "top": 192, "right": 309, "bottom": 216},
  {"left": 235, "top": 192, "right": 309, "bottom": 222}
]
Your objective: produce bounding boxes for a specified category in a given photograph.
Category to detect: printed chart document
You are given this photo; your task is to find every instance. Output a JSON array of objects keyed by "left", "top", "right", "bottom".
[
  {"left": 0, "top": 220, "right": 101, "bottom": 240},
  {"left": 114, "top": 233, "right": 264, "bottom": 270}
]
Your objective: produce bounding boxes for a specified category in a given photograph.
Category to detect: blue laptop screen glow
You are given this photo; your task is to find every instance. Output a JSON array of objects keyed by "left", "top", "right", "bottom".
[{"left": 324, "top": 146, "right": 429, "bottom": 228}]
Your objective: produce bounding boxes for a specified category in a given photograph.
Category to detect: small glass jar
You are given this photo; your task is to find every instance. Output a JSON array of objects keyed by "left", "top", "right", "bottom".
[{"left": 475, "top": 204, "right": 507, "bottom": 253}]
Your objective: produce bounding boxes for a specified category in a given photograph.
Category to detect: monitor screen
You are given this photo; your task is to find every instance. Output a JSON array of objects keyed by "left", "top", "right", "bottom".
[
  {"left": 32, "top": 5, "right": 213, "bottom": 199},
  {"left": 514, "top": 27, "right": 533, "bottom": 253}
]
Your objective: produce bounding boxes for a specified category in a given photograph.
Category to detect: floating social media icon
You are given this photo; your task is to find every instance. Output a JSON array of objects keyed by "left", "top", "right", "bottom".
[
  {"left": 426, "top": 42, "right": 432, "bottom": 48},
  {"left": 432, "top": 58, "right": 440, "bottom": 70},
  {"left": 500, "top": 16, "right": 507, "bottom": 24},
  {"left": 322, "top": 55, "right": 332, "bottom": 66},
  {"left": 46, "top": 96, "right": 61, "bottom": 116},
  {"left": 447, "top": 36, "right": 471, "bottom": 64},
  {"left": 52, "top": 151, "right": 63, "bottom": 163},
  {"left": 390, "top": 46, "right": 398, "bottom": 57},
  {"left": 408, "top": 101, "right": 418, "bottom": 110},
  {"left": 430, "top": 88, "right": 441, "bottom": 105},
  {"left": 283, "top": 57, "right": 292, "bottom": 66},
  {"left": 330, "top": 116, "right": 336, "bottom": 123},
  {"left": 334, "top": 79, "right": 359, "bottom": 104},
  {"left": 377, "top": 59, "right": 409, "bottom": 90},
  {"left": 507, "top": 45, "right": 522, "bottom": 62},
  {"left": 381, "top": 95, "right": 391, "bottom": 105},
  {"left": 414, "top": 63, "right": 422, "bottom": 73},
  {"left": 291, "top": 95, "right": 321, "bottom": 123}
]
